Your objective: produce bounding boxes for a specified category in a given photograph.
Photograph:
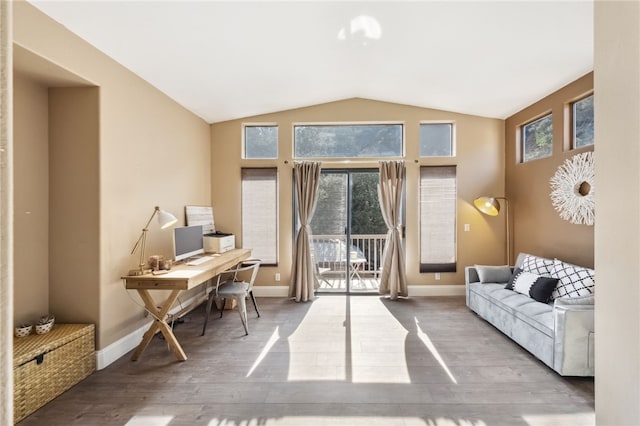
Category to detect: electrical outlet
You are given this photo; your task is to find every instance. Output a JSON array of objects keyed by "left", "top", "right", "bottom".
[
  {"left": 435, "top": 273, "right": 441, "bottom": 280},
  {"left": 464, "top": 223, "right": 470, "bottom": 232},
  {"left": 275, "top": 273, "right": 281, "bottom": 282}
]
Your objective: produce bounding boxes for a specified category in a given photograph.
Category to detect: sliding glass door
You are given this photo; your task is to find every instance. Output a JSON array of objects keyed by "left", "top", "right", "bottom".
[{"left": 309, "top": 169, "right": 388, "bottom": 293}]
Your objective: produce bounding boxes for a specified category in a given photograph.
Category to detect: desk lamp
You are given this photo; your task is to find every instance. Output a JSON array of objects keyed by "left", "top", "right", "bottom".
[
  {"left": 474, "top": 196, "right": 511, "bottom": 265},
  {"left": 129, "top": 206, "right": 178, "bottom": 276}
]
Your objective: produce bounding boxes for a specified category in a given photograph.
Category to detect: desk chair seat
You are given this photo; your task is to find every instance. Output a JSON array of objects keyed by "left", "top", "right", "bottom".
[{"left": 202, "top": 260, "right": 260, "bottom": 336}]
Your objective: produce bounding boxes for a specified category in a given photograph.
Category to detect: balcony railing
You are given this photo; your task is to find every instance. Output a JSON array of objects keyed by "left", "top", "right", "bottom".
[{"left": 312, "top": 233, "right": 387, "bottom": 275}]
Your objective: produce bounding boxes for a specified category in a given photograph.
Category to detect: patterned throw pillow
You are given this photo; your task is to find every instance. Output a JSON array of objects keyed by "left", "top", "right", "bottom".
[
  {"left": 520, "top": 254, "right": 554, "bottom": 277},
  {"left": 506, "top": 268, "right": 559, "bottom": 303},
  {"left": 550, "top": 259, "right": 595, "bottom": 300}
]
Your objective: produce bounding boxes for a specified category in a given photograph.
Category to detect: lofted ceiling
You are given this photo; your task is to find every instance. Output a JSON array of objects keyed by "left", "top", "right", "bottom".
[{"left": 29, "top": 1, "right": 594, "bottom": 124}]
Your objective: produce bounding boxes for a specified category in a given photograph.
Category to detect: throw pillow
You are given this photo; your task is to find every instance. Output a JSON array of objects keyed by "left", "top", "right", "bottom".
[
  {"left": 520, "top": 254, "right": 554, "bottom": 277},
  {"left": 506, "top": 267, "right": 559, "bottom": 303},
  {"left": 475, "top": 265, "right": 512, "bottom": 283},
  {"left": 550, "top": 259, "right": 595, "bottom": 300}
]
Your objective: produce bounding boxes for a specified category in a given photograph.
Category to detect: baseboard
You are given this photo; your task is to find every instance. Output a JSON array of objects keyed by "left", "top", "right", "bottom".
[
  {"left": 253, "top": 285, "right": 289, "bottom": 297},
  {"left": 95, "top": 292, "right": 205, "bottom": 370},
  {"left": 408, "top": 284, "right": 465, "bottom": 296},
  {"left": 96, "top": 325, "right": 145, "bottom": 370}
]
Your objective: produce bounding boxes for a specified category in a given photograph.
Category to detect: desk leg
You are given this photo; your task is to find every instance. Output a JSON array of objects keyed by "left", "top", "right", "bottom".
[{"left": 131, "top": 289, "right": 187, "bottom": 361}]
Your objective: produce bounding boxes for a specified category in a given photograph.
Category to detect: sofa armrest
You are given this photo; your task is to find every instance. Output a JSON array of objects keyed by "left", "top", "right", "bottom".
[
  {"left": 465, "top": 267, "right": 480, "bottom": 307},
  {"left": 465, "top": 266, "right": 480, "bottom": 285},
  {"left": 553, "top": 301, "right": 594, "bottom": 376}
]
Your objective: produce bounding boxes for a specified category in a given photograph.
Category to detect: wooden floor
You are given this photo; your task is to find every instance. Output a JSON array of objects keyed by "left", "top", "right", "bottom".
[{"left": 19, "top": 296, "right": 595, "bottom": 426}]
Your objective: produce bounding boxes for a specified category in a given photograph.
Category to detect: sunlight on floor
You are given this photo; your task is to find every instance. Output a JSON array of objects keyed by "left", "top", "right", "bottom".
[
  {"left": 350, "top": 297, "right": 410, "bottom": 384},
  {"left": 246, "top": 326, "right": 280, "bottom": 377},
  {"left": 522, "top": 412, "right": 595, "bottom": 426},
  {"left": 125, "top": 415, "right": 173, "bottom": 426},
  {"left": 286, "top": 296, "right": 414, "bottom": 383},
  {"left": 415, "top": 317, "right": 458, "bottom": 384},
  {"left": 287, "top": 297, "right": 348, "bottom": 381}
]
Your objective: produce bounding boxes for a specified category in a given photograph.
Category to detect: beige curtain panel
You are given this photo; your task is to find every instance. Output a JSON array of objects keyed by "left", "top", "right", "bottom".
[
  {"left": 378, "top": 160, "right": 408, "bottom": 299},
  {"left": 289, "top": 161, "right": 321, "bottom": 302}
]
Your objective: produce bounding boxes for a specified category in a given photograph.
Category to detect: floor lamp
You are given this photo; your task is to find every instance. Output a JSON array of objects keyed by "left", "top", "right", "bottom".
[
  {"left": 129, "top": 206, "right": 178, "bottom": 276},
  {"left": 474, "top": 196, "right": 511, "bottom": 265}
]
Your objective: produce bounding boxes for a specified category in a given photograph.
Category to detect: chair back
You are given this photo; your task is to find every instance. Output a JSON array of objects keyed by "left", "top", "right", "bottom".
[
  {"left": 240, "top": 259, "right": 260, "bottom": 292},
  {"left": 213, "top": 259, "right": 260, "bottom": 294}
]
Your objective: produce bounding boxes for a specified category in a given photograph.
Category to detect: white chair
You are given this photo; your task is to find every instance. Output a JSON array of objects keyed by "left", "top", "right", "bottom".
[{"left": 201, "top": 260, "right": 260, "bottom": 336}]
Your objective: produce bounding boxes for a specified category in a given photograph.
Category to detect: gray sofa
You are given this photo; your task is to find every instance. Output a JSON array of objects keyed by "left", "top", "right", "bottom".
[{"left": 465, "top": 253, "right": 594, "bottom": 376}]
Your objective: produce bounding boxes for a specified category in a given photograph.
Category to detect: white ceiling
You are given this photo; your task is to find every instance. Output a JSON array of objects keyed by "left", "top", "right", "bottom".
[{"left": 29, "top": 1, "right": 594, "bottom": 124}]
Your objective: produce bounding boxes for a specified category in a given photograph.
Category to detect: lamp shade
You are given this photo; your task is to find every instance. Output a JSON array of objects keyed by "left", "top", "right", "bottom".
[
  {"left": 157, "top": 208, "right": 178, "bottom": 229},
  {"left": 474, "top": 196, "right": 501, "bottom": 216}
]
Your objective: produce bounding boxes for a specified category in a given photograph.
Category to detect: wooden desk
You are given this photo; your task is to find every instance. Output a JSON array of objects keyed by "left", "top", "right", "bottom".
[{"left": 122, "top": 248, "right": 251, "bottom": 361}]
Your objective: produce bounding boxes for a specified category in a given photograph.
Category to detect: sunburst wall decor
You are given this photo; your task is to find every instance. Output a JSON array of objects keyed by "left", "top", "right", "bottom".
[{"left": 549, "top": 151, "right": 595, "bottom": 226}]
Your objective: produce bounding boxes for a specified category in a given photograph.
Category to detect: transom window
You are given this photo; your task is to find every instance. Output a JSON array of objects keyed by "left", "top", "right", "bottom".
[
  {"left": 573, "top": 95, "right": 594, "bottom": 149},
  {"left": 244, "top": 125, "right": 278, "bottom": 159},
  {"left": 420, "top": 123, "right": 454, "bottom": 157},
  {"left": 522, "top": 113, "right": 553, "bottom": 162},
  {"left": 294, "top": 124, "right": 403, "bottom": 158}
]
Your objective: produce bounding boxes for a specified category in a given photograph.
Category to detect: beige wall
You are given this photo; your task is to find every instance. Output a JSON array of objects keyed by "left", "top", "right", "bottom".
[
  {"left": 211, "top": 98, "right": 505, "bottom": 288},
  {"left": 13, "top": 74, "right": 49, "bottom": 325},
  {"left": 49, "top": 87, "right": 100, "bottom": 325},
  {"left": 594, "top": 1, "right": 640, "bottom": 424},
  {"left": 505, "top": 73, "right": 594, "bottom": 268},
  {"left": 13, "top": 2, "right": 211, "bottom": 349}
]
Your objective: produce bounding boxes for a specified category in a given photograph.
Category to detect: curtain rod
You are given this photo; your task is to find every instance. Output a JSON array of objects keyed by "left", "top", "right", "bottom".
[{"left": 283, "top": 159, "right": 418, "bottom": 164}]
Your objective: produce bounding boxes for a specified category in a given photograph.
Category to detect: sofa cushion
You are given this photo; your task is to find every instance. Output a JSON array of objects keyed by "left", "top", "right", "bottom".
[
  {"left": 550, "top": 259, "right": 595, "bottom": 300},
  {"left": 554, "top": 294, "right": 595, "bottom": 306},
  {"left": 506, "top": 268, "right": 559, "bottom": 303},
  {"left": 475, "top": 264, "right": 512, "bottom": 283},
  {"left": 468, "top": 282, "right": 554, "bottom": 336},
  {"left": 520, "top": 254, "right": 554, "bottom": 277}
]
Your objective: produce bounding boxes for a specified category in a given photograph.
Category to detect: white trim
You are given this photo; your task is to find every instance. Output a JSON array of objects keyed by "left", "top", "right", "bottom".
[
  {"left": 95, "top": 325, "right": 146, "bottom": 370},
  {"left": 95, "top": 292, "right": 206, "bottom": 370},
  {"left": 408, "top": 285, "right": 465, "bottom": 297},
  {"left": 252, "top": 285, "right": 289, "bottom": 297}
]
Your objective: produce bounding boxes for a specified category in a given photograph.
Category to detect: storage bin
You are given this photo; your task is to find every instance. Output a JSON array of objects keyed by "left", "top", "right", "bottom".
[{"left": 13, "top": 323, "right": 95, "bottom": 423}]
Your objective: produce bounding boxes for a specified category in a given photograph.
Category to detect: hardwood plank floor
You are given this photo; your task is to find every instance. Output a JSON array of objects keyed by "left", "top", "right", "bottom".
[{"left": 18, "top": 296, "right": 594, "bottom": 426}]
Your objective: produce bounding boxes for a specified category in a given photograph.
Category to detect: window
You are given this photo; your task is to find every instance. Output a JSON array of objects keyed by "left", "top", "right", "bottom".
[
  {"left": 420, "top": 166, "right": 456, "bottom": 272},
  {"left": 573, "top": 95, "right": 594, "bottom": 149},
  {"left": 244, "top": 125, "right": 278, "bottom": 159},
  {"left": 522, "top": 114, "right": 553, "bottom": 162},
  {"left": 420, "top": 123, "right": 454, "bottom": 157},
  {"left": 241, "top": 168, "right": 278, "bottom": 264},
  {"left": 294, "top": 124, "right": 403, "bottom": 158}
]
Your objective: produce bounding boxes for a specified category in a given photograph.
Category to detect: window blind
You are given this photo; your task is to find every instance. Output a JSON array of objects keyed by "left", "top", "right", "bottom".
[
  {"left": 241, "top": 168, "right": 278, "bottom": 265},
  {"left": 420, "top": 166, "right": 457, "bottom": 273}
]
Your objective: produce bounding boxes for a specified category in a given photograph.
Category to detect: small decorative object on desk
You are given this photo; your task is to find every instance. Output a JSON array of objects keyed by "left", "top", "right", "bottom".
[
  {"left": 161, "top": 259, "right": 172, "bottom": 270},
  {"left": 14, "top": 323, "right": 33, "bottom": 338},
  {"left": 35, "top": 314, "right": 55, "bottom": 334},
  {"left": 148, "top": 255, "right": 164, "bottom": 271}
]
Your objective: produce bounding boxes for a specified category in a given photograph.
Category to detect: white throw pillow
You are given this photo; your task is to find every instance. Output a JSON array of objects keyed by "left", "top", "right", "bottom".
[
  {"left": 550, "top": 259, "right": 595, "bottom": 300},
  {"left": 520, "top": 254, "right": 554, "bottom": 277},
  {"left": 506, "top": 268, "right": 559, "bottom": 303}
]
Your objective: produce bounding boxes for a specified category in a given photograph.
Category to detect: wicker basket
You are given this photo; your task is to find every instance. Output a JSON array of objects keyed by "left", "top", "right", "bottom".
[{"left": 13, "top": 324, "right": 95, "bottom": 423}]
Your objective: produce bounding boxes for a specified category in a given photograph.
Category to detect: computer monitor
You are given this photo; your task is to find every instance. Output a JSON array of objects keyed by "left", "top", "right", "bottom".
[{"left": 173, "top": 225, "right": 204, "bottom": 262}]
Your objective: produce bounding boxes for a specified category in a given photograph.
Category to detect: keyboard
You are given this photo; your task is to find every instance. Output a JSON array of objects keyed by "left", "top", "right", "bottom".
[{"left": 186, "top": 256, "right": 213, "bottom": 266}]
